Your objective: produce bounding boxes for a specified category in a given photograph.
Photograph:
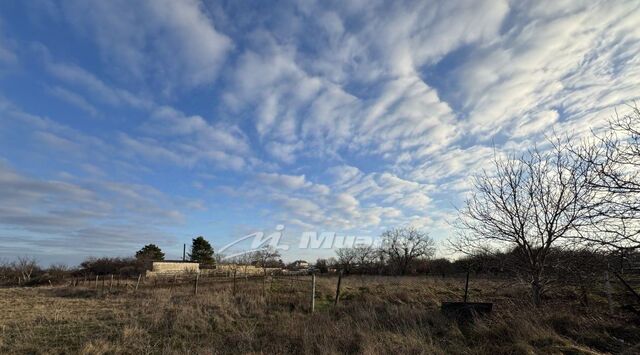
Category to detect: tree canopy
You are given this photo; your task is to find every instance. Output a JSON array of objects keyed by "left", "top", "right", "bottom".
[
  {"left": 189, "top": 236, "right": 215, "bottom": 264},
  {"left": 135, "top": 244, "right": 165, "bottom": 261}
]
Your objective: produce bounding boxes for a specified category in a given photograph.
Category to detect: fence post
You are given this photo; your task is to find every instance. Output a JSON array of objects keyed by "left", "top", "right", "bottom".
[
  {"left": 135, "top": 274, "right": 142, "bottom": 292},
  {"left": 604, "top": 271, "right": 614, "bottom": 314},
  {"left": 194, "top": 273, "right": 199, "bottom": 295},
  {"left": 310, "top": 274, "right": 316, "bottom": 313},
  {"left": 334, "top": 270, "right": 343, "bottom": 306},
  {"left": 109, "top": 274, "right": 114, "bottom": 292},
  {"left": 95, "top": 275, "right": 99, "bottom": 289},
  {"left": 233, "top": 269, "right": 237, "bottom": 296},
  {"left": 463, "top": 269, "right": 470, "bottom": 303}
]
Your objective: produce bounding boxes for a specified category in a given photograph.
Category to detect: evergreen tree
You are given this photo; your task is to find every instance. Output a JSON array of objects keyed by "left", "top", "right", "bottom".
[
  {"left": 135, "top": 244, "right": 165, "bottom": 261},
  {"left": 189, "top": 236, "right": 215, "bottom": 264}
]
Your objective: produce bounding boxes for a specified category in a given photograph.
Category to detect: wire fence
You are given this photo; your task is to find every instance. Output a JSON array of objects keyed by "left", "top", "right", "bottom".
[{"left": 8, "top": 266, "right": 640, "bottom": 318}]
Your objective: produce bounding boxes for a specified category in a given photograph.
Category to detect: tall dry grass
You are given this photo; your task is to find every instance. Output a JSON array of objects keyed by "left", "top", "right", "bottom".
[{"left": 0, "top": 275, "right": 638, "bottom": 354}]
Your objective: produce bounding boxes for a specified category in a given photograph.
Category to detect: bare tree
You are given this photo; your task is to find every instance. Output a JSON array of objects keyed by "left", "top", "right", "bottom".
[
  {"left": 572, "top": 105, "right": 640, "bottom": 249},
  {"left": 380, "top": 226, "right": 435, "bottom": 276},
  {"left": 251, "top": 247, "right": 282, "bottom": 276},
  {"left": 353, "top": 245, "right": 375, "bottom": 272},
  {"left": 314, "top": 258, "right": 329, "bottom": 273},
  {"left": 454, "top": 145, "right": 596, "bottom": 306},
  {"left": 335, "top": 247, "right": 358, "bottom": 274},
  {"left": 14, "top": 257, "right": 39, "bottom": 283}
]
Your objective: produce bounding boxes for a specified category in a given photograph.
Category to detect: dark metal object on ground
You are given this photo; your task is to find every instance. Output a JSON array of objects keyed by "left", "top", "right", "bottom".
[
  {"left": 441, "top": 301, "right": 493, "bottom": 319},
  {"left": 441, "top": 269, "right": 493, "bottom": 321}
]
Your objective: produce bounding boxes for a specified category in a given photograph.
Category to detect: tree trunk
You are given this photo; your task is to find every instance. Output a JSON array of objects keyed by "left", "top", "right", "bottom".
[{"left": 531, "top": 276, "right": 542, "bottom": 307}]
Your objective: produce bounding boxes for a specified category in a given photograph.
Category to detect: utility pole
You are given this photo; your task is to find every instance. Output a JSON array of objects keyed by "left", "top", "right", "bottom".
[{"left": 183, "top": 243, "right": 186, "bottom": 261}]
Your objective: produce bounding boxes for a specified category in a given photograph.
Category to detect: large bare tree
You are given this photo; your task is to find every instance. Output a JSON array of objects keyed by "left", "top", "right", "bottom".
[
  {"left": 572, "top": 105, "right": 640, "bottom": 249},
  {"left": 380, "top": 226, "right": 435, "bottom": 275},
  {"left": 455, "top": 144, "right": 596, "bottom": 306}
]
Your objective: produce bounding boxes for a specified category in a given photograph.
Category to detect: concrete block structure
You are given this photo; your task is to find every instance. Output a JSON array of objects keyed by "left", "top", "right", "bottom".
[{"left": 145, "top": 261, "right": 200, "bottom": 278}]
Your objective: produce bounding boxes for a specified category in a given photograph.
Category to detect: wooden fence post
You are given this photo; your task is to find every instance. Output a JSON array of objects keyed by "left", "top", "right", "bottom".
[
  {"left": 463, "top": 269, "right": 470, "bottom": 303},
  {"left": 334, "top": 270, "right": 343, "bottom": 306},
  {"left": 194, "top": 273, "right": 199, "bottom": 295},
  {"left": 95, "top": 275, "right": 99, "bottom": 289},
  {"left": 135, "top": 274, "right": 142, "bottom": 292},
  {"left": 233, "top": 269, "right": 237, "bottom": 296},
  {"left": 310, "top": 274, "right": 316, "bottom": 313},
  {"left": 109, "top": 274, "right": 114, "bottom": 292}
]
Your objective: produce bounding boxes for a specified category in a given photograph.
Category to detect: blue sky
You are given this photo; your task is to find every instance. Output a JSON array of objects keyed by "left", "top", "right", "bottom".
[{"left": 0, "top": 0, "right": 639, "bottom": 265}]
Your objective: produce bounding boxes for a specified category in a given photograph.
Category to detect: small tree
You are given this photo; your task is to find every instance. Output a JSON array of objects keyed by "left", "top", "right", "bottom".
[
  {"left": 315, "top": 259, "right": 329, "bottom": 273},
  {"left": 353, "top": 245, "right": 376, "bottom": 273},
  {"left": 251, "top": 247, "right": 281, "bottom": 276},
  {"left": 80, "top": 257, "right": 143, "bottom": 277},
  {"left": 380, "top": 226, "right": 435, "bottom": 275},
  {"left": 14, "top": 257, "right": 39, "bottom": 283},
  {"left": 135, "top": 244, "right": 165, "bottom": 261},
  {"left": 335, "top": 247, "right": 358, "bottom": 274},
  {"left": 189, "top": 236, "right": 215, "bottom": 265}
]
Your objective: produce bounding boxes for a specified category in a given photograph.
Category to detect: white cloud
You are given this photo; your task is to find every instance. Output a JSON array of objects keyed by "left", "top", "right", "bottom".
[
  {"left": 455, "top": 1, "right": 640, "bottom": 141},
  {"left": 0, "top": 161, "right": 196, "bottom": 257},
  {"left": 47, "top": 61, "right": 151, "bottom": 109},
  {"left": 327, "top": 165, "right": 362, "bottom": 185},
  {"left": 219, "top": 0, "right": 509, "bottom": 166},
  {"left": 47, "top": 86, "right": 99, "bottom": 117},
  {"left": 60, "top": 0, "right": 231, "bottom": 89},
  {"left": 256, "top": 172, "right": 310, "bottom": 190},
  {"left": 0, "top": 18, "right": 16, "bottom": 66}
]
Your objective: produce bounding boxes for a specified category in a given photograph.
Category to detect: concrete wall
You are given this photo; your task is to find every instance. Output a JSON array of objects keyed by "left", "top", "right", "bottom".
[
  {"left": 146, "top": 261, "right": 199, "bottom": 278},
  {"left": 216, "top": 264, "right": 281, "bottom": 275},
  {"left": 146, "top": 262, "right": 283, "bottom": 278}
]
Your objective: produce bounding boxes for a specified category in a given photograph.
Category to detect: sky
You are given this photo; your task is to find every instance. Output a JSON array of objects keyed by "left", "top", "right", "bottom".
[{"left": 0, "top": 0, "right": 639, "bottom": 265}]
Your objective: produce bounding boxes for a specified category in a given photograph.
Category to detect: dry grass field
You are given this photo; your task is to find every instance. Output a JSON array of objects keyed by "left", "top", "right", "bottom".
[{"left": 1, "top": 275, "right": 639, "bottom": 354}]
